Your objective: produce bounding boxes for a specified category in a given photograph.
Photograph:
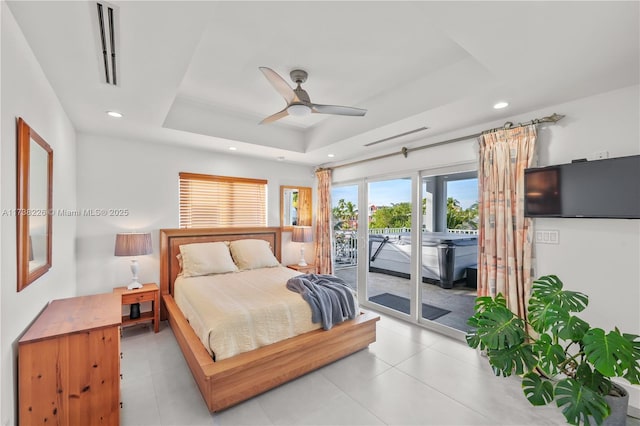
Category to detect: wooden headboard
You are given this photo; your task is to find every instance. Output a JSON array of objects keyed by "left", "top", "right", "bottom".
[{"left": 159, "top": 227, "right": 282, "bottom": 319}]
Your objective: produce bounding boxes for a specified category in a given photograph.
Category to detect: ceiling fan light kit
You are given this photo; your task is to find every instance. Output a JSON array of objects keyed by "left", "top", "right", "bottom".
[
  {"left": 259, "top": 67, "right": 367, "bottom": 124},
  {"left": 287, "top": 104, "right": 312, "bottom": 117}
]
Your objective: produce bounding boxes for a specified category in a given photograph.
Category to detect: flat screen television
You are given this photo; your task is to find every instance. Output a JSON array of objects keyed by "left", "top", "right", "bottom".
[{"left": 524, "top": 155, "right": 640, "bottom": 219}]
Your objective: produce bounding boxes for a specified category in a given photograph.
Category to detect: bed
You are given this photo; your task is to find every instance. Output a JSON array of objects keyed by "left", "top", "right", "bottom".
[{"left": 159, "top": 227, "right": 379, "bottom": 412}]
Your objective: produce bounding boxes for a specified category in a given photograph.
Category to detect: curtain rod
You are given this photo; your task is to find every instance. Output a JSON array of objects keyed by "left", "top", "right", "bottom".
[{"left": 328, "top": 113, "right": 565, "bottom": 170}]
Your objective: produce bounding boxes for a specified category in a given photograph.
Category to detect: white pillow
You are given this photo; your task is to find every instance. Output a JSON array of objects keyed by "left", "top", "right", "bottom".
[
  {"left": 229, "top": 239, "right": 279, "bottom": 270},
  {"left": 179, "top": 242, "right": 238, "bottom": 277}
]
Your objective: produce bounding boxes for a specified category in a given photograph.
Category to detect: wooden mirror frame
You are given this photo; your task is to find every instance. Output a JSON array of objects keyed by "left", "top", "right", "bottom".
[
  {"left": 280, "top": 186, "right": 312, "bottom": 231},
  {"left": 17, "top": 118, "right": 53, "bottom": 292}
]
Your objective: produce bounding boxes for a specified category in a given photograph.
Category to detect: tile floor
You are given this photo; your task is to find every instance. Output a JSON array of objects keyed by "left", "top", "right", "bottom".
[{"left": 120, "top": 316, "right": 640, "bottom": 426}]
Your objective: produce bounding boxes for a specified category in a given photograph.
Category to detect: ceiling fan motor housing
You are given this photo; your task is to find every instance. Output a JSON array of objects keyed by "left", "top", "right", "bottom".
[{"left": 290, "top": 69, "right": 308, "bottom": 84}]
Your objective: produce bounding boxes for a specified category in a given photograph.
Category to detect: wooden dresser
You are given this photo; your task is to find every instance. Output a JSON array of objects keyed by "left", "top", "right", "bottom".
[{"left": 19, "top": 293, "right": 121, "bottom": 426}]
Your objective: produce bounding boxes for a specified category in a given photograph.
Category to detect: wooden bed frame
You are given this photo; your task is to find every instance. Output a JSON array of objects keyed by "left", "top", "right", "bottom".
[{"left": 159, "top": 227, "right": 379, "bottom": 412}]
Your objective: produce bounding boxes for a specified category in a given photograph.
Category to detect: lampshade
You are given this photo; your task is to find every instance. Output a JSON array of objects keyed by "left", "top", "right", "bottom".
[
  {"left": 291, "top": 226, "right": 313, "bottom": 243},
  {"left": 115, "top": 232, "right": 152, "bottom": 290},
  {"left": 114, "top": 233, "right": 152, "bottom": 256}
]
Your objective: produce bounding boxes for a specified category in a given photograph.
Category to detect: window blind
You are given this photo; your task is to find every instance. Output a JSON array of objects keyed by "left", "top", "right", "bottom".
[{"left": 179, "top": 172, "right": 267, "bottom": 228}]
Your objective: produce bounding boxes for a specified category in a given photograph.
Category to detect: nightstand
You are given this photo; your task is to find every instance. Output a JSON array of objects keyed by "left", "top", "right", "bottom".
[
  {"left": 113, "top": 283, "right": 160, "bottom": 333},
  {"left": 287, "top": 263, "right": 317, "bottom": 274}
]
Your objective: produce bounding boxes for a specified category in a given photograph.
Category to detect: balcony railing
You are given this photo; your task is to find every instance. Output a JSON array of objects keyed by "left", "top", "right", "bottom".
[{"left": 333, "top": 227, "right": 479, "bottom": 269}]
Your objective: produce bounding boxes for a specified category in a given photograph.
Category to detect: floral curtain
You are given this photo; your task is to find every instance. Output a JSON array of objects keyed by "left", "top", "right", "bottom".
[
  {"left": 477, "top": 125, "right": 536, "bottom": 318},
  {"left": 314, "top": 168, "right": 333, "bottom": 274}
]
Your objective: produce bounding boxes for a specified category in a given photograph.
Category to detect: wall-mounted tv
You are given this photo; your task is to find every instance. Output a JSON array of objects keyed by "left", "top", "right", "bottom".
[{"left": 524, "top": 155, "right": 640, "bottom": 219}]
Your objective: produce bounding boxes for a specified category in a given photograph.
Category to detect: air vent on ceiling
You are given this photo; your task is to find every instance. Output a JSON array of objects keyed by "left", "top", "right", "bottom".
[
  {"left": 96, "top": 2, "right": 118, "bottom": 85},
  {"left": 364, "top": 126, "right": 429, "bottom": 147}
]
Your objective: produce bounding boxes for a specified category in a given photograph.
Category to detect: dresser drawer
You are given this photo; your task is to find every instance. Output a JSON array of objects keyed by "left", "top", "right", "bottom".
[{"left": 121, "top": 291, "right": 156, "bottom": 304}]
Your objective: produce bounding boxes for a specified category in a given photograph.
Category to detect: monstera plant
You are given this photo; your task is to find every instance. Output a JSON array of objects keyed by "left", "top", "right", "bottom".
[{"left": 466, "top": 275, "right": 640, "bottom": 425}]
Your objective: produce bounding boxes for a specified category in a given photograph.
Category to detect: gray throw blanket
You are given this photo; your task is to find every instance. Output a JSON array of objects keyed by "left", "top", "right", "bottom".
[{"left": 286, "top": 274, "right": 357, "bottom": 330}]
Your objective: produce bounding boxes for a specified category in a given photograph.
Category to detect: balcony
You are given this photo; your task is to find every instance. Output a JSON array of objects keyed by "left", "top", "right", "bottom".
[{"left": 333, "top": 228, "right": 478, "bottom": 333}]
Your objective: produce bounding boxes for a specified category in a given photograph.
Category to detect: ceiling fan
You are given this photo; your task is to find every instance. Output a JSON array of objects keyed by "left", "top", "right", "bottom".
[{"left": 258, "top": 67, "right": 367, "bottom": 124}]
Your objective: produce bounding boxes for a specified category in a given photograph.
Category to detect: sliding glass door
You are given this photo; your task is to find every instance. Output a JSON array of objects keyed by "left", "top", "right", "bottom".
[
  {"left": 419, "top": 171, "right": 479, "bottom": 332},
  {"left": 366, "top": 177, "right": 413, "bottom": 317},
  {"left": 332, "top": 169, "right": 478, "bottom": 335}
]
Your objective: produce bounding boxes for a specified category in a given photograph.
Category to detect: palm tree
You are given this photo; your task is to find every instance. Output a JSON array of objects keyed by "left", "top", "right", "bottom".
[
  {"left": 447, "top": 197, "right": 478, "bottom": 230},
  {"left": 332, "top": 199, "right": 357, "bottom": 230}
]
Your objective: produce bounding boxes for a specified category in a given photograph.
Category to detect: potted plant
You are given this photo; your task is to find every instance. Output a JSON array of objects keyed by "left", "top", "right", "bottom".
[{"left": 466, "top": 275, "right": 640, "bottom": 425}]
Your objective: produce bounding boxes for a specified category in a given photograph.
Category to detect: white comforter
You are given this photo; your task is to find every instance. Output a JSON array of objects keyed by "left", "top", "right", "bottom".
[{"left": 174, "top": 265, "right": 320, "bottom": 360}]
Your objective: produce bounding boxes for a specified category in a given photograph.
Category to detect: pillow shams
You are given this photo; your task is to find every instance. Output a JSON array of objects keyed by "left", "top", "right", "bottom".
[
  {"left": 229, "top": 239, "right": 280, "bottom": 270},
  {"left": 179, "top": 242, "right": 238, "bottom": 277}
]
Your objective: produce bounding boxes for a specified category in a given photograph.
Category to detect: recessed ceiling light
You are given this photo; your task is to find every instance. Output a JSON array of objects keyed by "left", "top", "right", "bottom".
[
  {"left": 327, "top": 154, "right": 335, "bottom": 158},
  {"left": 228, "top": 147, "right": 237, "bottom": 151},
  {"left": 493, "top": 101, "right": 509, "bottom": 110},
  {"left": 277, "top": 156, "right": 285, "bottom": 161},
  {"left": 106, "top": 111, "right": 123, "bottom": 118}
]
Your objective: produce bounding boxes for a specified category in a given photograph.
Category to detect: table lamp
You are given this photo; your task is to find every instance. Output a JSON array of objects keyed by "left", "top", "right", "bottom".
[
  {"left": 291, "top": 226, "right": 313, "bottom": 266},
  {"left": 114, "top": 232, "right": 152, "bottom": 289}
]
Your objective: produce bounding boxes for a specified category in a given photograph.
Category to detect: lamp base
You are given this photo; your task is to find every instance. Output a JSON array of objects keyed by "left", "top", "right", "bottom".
[
  {"left": 298, "top": 247, "right": 307, "bottom": 266},
  {"left": 128, "top": 259, "right": 143, "bottom": 289},
  {"left": 127, "top": 280, "right": 143, "bottom": 290}
]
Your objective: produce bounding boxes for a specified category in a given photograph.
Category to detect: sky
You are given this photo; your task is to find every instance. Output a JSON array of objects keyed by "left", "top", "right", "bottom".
[
  {"left": 332, "top": 178, "right": 478, "bottom": 209},
  {"left": 446, "top": 179, "right": 478, "bottom": 209}
]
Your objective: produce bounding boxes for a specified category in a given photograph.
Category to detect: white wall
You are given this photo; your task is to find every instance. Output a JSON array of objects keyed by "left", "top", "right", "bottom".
[
  {"left": 333, "top": 84, "right": 640, "bottom": 409},
  {"left": 0, "top": 4, "right": 77, "bottom": 425},
  {"left": 75, "top": 134, "right": 315, "bottom": 297}
]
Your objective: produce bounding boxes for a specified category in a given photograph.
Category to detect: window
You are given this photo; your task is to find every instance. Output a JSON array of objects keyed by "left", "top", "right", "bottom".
[
  {"left": 422, "top": 171, "right": 478, "bottom": 233},
  {"left": 179, "top": 172, "right": 267, "bottom": 228}
]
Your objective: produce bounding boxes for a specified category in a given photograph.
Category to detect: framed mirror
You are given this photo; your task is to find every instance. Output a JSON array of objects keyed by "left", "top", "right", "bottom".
[
  {"left": 280, "top": 186, "right": 312, "bottom": 231},
  {"left": 17, "top": 118, "right": 53, "bottom": 292}
]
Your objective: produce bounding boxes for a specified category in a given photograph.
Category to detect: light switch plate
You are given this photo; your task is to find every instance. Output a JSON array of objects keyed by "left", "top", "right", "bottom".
[{"left": 535, "top": 230, "right": 559, "bottom": 244}]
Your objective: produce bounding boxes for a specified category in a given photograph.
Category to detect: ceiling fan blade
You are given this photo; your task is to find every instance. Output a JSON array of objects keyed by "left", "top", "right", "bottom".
[
  {"left": 259, "top": 67, "right": 297, "bottom": 104},
  {"left": 260, "top": 107, "right": 289, "bottom": 125},
  {"left": 311, "top": 103, "right": 367, "bottom": 116}
]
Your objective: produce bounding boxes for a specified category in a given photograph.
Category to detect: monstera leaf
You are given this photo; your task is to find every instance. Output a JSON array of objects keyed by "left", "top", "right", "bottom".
[
  {"left": 468, "top": 296, "right": 526, "bottom": 351},
  {"left": 575, "top": 363, "right": 611, "bottom": 395},
  {"left": 622, "top": 333, "right": 640, "bottom": 384},
  {"left": 473, "top": 294, "right": 507, "bottom": 313},
  {"left": 528, "top": 297, "right": 567, "bottom": 334},
  {"left": 555, "top": 315, "right": 591, "bottom": 342},
  {"left": 487, "top": 344, "right": 537, "bottom": 377},
  {"left": 531, "top": 275, "right": 589, "bottom": 313},
  {"left": 529, "top": 276, "right": 589, "bottom": 335},
  {"left": 533, "top": 334, "right": 566, "bottom": 376},
  {"left": 522, "top": 372, "right": 554, "bottom": 406},
  {"left": 554, "top": 378, "right": 610, "bottom": 426},
  {"left": 465, "top": 325, "right": 482, "bottom": 349},
  {"left": 583, "top": 328, "right": 640, "bottom": 382}
]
